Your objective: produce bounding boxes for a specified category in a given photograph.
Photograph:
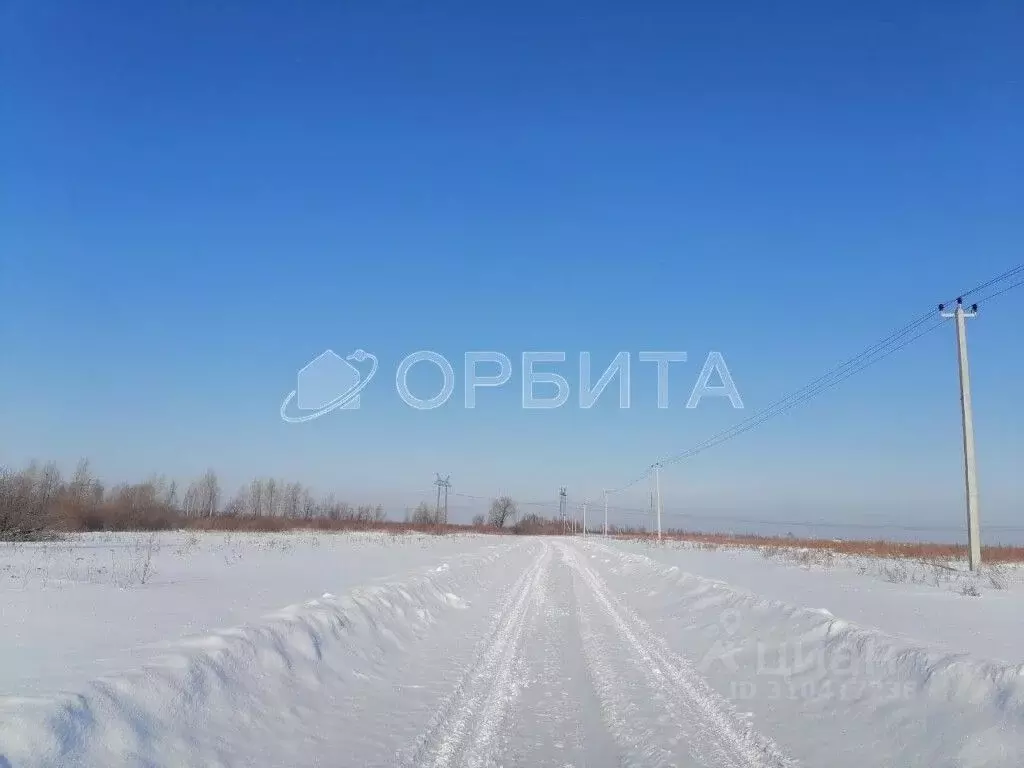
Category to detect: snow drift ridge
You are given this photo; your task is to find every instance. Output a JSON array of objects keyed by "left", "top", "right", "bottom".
[
  {"left": 0, "top": 543, "right": 518, "bottom": 767},
  {"left": 589, "top": 542, "right": 1024, "bottom": 767}
]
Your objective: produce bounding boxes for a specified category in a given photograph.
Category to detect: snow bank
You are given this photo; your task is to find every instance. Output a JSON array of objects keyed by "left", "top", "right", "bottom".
[
  {"left": 0, "top": 531, "right": 500, "bottom": 696},
  {"left": 615, "top": 539, "right": 1024, "bottom": 663},
  {"left": 0, "top": 540, "right": 529, "bottom": 767},
  {"left": 590, "top": 541, "right": 1024, "bottom": 767}
]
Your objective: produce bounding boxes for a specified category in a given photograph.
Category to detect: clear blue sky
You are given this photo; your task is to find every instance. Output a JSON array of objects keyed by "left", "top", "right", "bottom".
[{"left": 2, "top": 2, "right": 1021, "bottom": 537}]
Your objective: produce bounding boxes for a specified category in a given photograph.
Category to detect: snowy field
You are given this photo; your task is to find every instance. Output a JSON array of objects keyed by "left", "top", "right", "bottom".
[{"left": 2, "top": 532, "right": 1023, "bottom": 767}]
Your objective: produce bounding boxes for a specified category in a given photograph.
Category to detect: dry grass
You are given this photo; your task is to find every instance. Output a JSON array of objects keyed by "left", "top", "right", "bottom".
[
  {"left": 613, "top": 530, "right": 1024, "bottom": 564},
  {"left": 184, "top": 515, "right": 490, "bottom": 536}
]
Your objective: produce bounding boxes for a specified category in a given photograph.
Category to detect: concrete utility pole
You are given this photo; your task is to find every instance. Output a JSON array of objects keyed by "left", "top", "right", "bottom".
[
  {"left": 603, "top": 490, "right": 609, "bottom": 538},
  {"left": 559, "top": 487, "right": 568, "bottom": 535},
  {"left": 654, "top": 463, "right": 662, "bottom": 542},
  {"left": 583, "top": 502, "right": 588, "bottom": 538},
  {"left": 940, "top": 298, "right": 982, "bottom": 571},
  {"left": 442, "top": 478, "right": 450, "bottom": 524}
]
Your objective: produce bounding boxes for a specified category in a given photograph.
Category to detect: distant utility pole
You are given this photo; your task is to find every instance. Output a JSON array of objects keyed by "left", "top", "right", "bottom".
[
  {"left": 583, "top": 501, "right": 588, "bottom": 538},
  {"left": 442, "top": 477, "right": 450, "bottom": 524},
  {"left": 603, "top": 490, "right": 609, "bottom": 537},
  {"left": 940, "top": 297, "right": 982, "bottom": 571},
  {"left": 653, "top": 463, "right": 662, "bottom": 542},
  {"left": 559, "top": 487, "right": 567, "bottom": 535},
  {"left": 434, "top": 474, "right": 451, "bottom": 524}
]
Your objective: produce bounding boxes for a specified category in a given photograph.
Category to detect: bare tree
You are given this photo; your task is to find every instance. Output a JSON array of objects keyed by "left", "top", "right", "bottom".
[
  {"left": 512, "top": 512, "right": 557, "bottom": 535},
  {"left": 223, "top": 487, "right": 248, "bottom": 516},
  {"left": 163, "top": 479, "right": 179, "bottom": 510},
  {"left": 182, "top": 484, "right": 199, "bottom": 517},
  {"left": 356, "top": 504, "right": 382, "bottom": 522},
  {"left": 198, "top": 469, "right": 220, "bottom": 517},
  {"left": 107, "top": 480, "right": 173, "bottom": 529},
  {"left": 69, "top": 458, "right": 99, "bottom": 506},
  {"left": 0, "top": 465, "right": 54, "bottom": 538},
  {"left": 488, "top": 496, "right": 517, "bottom": 529},
  {"left": 249, "top": 478, "right": 264, "bottom": 516},
  {"left": 35, "top": 461, "right": 62, "bottom": 525},
  {"left": 411, "top": 502, "right": 439, "bottom": 524},
  {"left": 283, "top": 482, "right": 303, "bottom": 518},
  {"left": 319, "top": 492, "right": 336, "bottom": 520},
  {"left": 264, "top": 478, "right": 278, "bottom": 517},
  {"left": 301, "top": 488, "right": 317, "bottom": 520},
  {"left": 185, "top": 469, "right": 220, "bottom": 518}
]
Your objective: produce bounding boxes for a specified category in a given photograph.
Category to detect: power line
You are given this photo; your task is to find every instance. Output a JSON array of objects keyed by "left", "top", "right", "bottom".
[
  {"left": 411, "top": 497, "right": 1024, "bottom": 534},
  {"left": 425, "top": 264, "right": 1024, "bottom": 538},
  {"left": 661, "top": 319, "right": 948, "bottom": 466},
  {"left": 958, "top": 264, "right": 1024, "bottom": 302},
  {"left": 599, "top": 318, "right": 948, "bottom": 500},
  {"left": 420, "top": 485, "right": 1024, "bottom": 534},
  {"left": 589, "top": 262, "right": 1024, "bottom": 505},
  {"left": 974, "top": 276, "right": 1024, "bottom": 305}
]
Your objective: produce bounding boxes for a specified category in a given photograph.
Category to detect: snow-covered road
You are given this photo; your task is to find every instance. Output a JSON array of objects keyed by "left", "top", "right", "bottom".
[
  {"left": 2, "top": 535, "right": 1022, "bottom": 766},
  {"left": 402, "top": 541, "right": 787, "bottom": 768}
]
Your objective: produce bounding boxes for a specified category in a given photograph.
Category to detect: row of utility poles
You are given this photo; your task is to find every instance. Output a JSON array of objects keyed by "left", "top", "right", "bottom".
[
  {"left": 563, "top": 466, "right": 663, "bottom": 542},
  {"left": 553, "top": 296, "right": 984, "bottom": 571},
  {"left": 428, "top": 297, "right": 983, "bottom": 570}
]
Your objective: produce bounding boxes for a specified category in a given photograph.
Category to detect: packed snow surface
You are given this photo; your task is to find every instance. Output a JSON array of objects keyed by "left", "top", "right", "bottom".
[{"left": 2, "top": 532, "right": 1023, "bottom": 766}]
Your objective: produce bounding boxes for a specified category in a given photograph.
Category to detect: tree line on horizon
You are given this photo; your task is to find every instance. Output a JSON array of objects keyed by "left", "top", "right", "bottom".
[
  {"left": 0, "top": 458, "right": 607, "bottom": 540},
  {"left": 0, "top": 459, "right": 394, "bottom": 539}
]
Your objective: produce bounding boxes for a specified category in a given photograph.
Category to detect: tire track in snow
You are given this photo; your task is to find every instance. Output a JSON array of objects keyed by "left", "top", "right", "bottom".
[
  {"left": 500, "top": 544, "right": 621, "bottom": 767},
  {"left": 561, "top": 541, "right": 793, "bottom": 768},
  {"left": 398, "top": 541, "right": 551, "bottom": 768}
]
